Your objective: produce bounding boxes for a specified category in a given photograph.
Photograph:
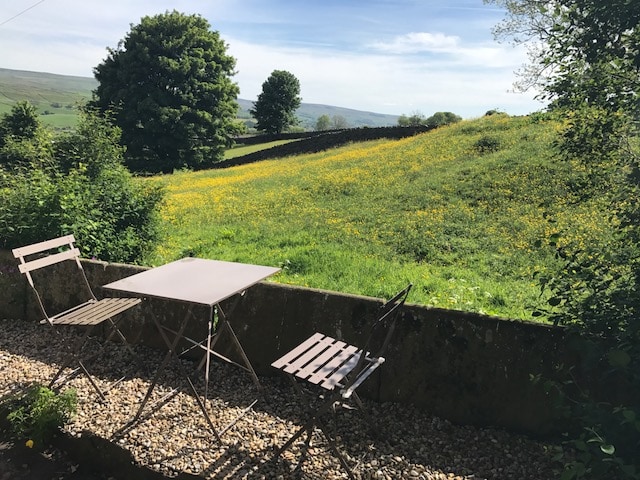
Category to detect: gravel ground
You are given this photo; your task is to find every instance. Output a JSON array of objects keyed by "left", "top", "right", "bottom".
[{"left": 0, "top": 318, "right": 567, "bottom": 479}]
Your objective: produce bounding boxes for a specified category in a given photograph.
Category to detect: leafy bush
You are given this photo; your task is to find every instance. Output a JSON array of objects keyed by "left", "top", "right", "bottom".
[
  {"left": 535, "top": 107, "right": 640, "bottom": 479},
  {"left": 473, "top": 135, "right": 502, "bottom": 154},
  {"left": 2, "top": 384, "right": 77, "bottom": 446},
  {"left": 0, "top": 107, "right": 164, "bottom": 264}
]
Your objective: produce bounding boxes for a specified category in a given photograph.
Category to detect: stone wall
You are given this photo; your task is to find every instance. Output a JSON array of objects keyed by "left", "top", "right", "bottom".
[{"left": 1, "top": 250, "right": 571, "bottom": 435}]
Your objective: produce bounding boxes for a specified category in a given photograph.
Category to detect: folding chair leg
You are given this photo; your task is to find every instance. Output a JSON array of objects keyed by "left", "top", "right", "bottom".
[
  {"left": 273, "top": 418, "right": 316, "bottom": 460},
  {"left": 103, "top": 317, "right": 136, "bottom": 357},
  {"left": 316, "top": 417, "right": 357, "bottom": 480},
  {"left": 287, "top": 426, "right": 313, "bottom": 476},
  {"left": 49, "top": 325, "right": 108, "bottom": 401},
  {"left": 273, "top": 416, "right": 357, "bottom": 480}
]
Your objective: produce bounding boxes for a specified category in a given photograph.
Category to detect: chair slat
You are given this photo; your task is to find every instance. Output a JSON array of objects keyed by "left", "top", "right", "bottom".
[
  {"left": 281, "top": 335, "right": 345, "bottom": 377},
  {"left": 12, "top": 234, "right": 76, "bottom": 258},
  {"left": 342, "top": 357, "right": 385, "bottom": 398},
  {"left": 271, "top": 332, "right": 325, "bottom": 369},
  {"left": 290, "top": 338, "right": 351, "bottom": 381},
  {"left": 17, "top": 248, "right": 80, "bottom": 274},
  {"left": 307, "top": 343, "right": 359, "bottom": 388},
  {"left": 316, "top": 350, "right": 362, "bottom": 390},
  {"left": 51, "top": 298, "right": 141, "bottom": 326}
]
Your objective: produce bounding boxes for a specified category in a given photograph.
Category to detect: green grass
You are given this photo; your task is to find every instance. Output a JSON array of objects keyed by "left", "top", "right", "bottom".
[
  {"left": 223, "top": 140, "right": 297, "bottom": 159},
  {"left": 142, "top": 114, "right": 614, "bottom": 321},
  {"left": 0, "top": 68, "right": 92, "bottom": 130}
]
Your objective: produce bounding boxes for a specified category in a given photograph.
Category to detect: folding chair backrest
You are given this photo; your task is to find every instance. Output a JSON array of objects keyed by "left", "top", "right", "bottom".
[
  {"left": 343, "top": 283, "right": 412, "bottom": 391},
  {"left": 364, "top": 283, "right": 412, "bottom": 358},
  {"left": 12, "top": 234, "right": 96, "bottom": 324}
]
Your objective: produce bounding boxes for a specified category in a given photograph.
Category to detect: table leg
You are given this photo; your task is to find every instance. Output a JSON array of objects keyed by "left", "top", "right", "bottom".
[
  {"left": 132, "top": 304, "right": 194, "bottom": 422},
  {"left": 217, "top": 306, "right": 263, "bottom": 394}
]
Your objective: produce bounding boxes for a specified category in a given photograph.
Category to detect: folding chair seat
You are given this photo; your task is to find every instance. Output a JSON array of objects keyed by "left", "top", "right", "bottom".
[
  {"left": 270, "top": 284, "right": 412, "bottom": 479},
  {"left": 12, "top": 234, "right": 142, "bottom": 401}
]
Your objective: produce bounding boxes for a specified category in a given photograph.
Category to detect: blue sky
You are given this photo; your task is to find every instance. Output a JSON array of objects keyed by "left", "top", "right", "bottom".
[{"left": 0, "top": 0, "right": 545, "bottom": 117}]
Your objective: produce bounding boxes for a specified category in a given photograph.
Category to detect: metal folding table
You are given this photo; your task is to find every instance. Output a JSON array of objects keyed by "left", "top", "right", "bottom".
[{"left": 103, "top": 257, "right": 280, "bottom": 441}]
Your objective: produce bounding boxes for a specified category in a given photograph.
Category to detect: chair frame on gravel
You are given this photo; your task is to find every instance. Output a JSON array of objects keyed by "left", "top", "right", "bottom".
[
  {"left": 270, "top": 283, "right": 412, "bottom": 479},
  {"left": 12, "top": 234, "right": 142, "bottom": 401}
]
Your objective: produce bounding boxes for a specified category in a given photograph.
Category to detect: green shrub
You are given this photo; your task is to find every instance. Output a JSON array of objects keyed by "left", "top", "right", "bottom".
[
  {"left": 473, "top": 135, "right": 502, "bottom": 154},
  {"left": 3, "top": 384, "right": 77, "bottom": 446},
  {"left": 535, "top": 106, "right": 640, "bottom": 479},
  {"left": 0, "top": 108, "right": 164, "bottom": 264}
]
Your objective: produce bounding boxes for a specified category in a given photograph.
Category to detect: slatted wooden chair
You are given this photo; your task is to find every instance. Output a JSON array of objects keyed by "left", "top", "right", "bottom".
[
  {"left": 270, "top": 284, "right": 412, "bottom": 479},
  {"left": 12, "top": 234, "right": 142, "bottom": 401}
]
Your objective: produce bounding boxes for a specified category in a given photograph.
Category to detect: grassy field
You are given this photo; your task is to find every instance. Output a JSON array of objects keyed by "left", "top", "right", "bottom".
[
  {"left": 223, "top": 140, "right": 297, "bottom": 159},
  {"left": 142, "top": 114, "right": 612, "bottom": 321},
  {"left": 0, "top": 69, "right": 93, "bottom": 129}
]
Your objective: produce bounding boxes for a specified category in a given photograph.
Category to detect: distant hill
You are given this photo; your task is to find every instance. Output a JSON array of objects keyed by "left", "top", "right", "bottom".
[
  {"left": 237, "top": 98, "right": 398, "bottom": 129},
  {"left": 0, "top": 68, "right": 398, "bottom": 129}
]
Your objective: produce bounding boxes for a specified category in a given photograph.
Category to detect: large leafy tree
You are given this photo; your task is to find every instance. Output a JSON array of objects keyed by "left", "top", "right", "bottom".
[
  {"left": 250, "top": 70, "right": 301, "bottom": 134},
  {"left": 91, "top": 10, "right": 240, "bottom": 173},
  {"left": 487, "top": 0, "right": 640, "bottom": 114},
  {"left": 487, "top": 1, "right": 640, "bottom": 477}
]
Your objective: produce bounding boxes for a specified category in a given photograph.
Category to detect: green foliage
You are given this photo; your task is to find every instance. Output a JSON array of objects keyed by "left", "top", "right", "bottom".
[
  {"left": 0, "top": 101, "right": 53, "bottom": 169},
  {"left": 250, "top": 70, "right": 302, "bottom": 134},
  {"left": 425, "top": 111, "right": 462, "bottom": 128},
  {"left": 3, "top": 384, "right": 77, "bottom": 446},
  {"left": 490, "top": 0, "right": 640, "bottom": 475},
  {"left": 535, "top": 110, "right": 640, "bottom": 478},
  {"left": 397, "top": 112, "right": 425, "bottom": 127},
  {"left": 0, "top": 109, "right": 164, "bottom": 264},
  {"left": 487, "top": 0, "right": 639, "bottom": 115},
  {"left": 473, "top": 135, "right": 502, "bottom": 154},
  {"left": 0, "top": 101, "right": 39, "bottom": 144},
  {"left": 331, "top": 115, "right": 348, "bottom": 129},
  {"left": 315, "top": 114, "right": 331, "bottom": 131},
  {"left": 91, "top": 10, "right": 240, "bottom": 173},
  {"left": 398, "top": 111, "right": 461, "bottom": 128}
]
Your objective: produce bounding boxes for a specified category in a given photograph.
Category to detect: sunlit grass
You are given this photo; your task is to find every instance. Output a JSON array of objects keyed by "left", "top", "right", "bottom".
[
  {"left": 223, "top": 140, "right": 297, "bottom": 159},
  {"left": 142, "top": 115, "right": 614, "bottom": 321}
]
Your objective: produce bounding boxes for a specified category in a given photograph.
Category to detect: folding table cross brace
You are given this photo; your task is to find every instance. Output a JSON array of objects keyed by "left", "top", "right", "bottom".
[{"left": 104, "top": 257, "right": 280, "bottom": 441}]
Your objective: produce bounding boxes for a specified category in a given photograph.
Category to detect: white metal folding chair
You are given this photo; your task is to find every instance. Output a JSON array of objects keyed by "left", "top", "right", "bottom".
[
  {"left": 12, "top": 234, "right": 142, "bottom": 401},
  {"left": 270, "top": 284, "right": 412, "bottom": 479}
]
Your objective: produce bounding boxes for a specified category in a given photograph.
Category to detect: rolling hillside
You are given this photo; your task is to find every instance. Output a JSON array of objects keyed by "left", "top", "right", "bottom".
[
  {"left": 0, "top": 68, "right": 398, "bottom": 129},
  {"left": 141, "top": 114, "right": 611, "bottom": 320}
]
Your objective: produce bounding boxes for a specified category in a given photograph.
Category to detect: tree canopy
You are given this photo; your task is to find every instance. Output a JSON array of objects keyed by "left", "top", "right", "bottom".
[
  {"left": 0, "top": 101, "right": 52, "bottom": 169},
  {"left": 250, "top": 70, "right": 301, "bottom": 134},
  {"left": 0, "top": 101, "right": 40, "bottom": 146},
  {"left": 398, "top": 111, "right": 461, "bottom": 128},
  {"left": 91, "top": 10, "right": 240, "bottom": 172},
  {"left": 488, "top": 1, "right": 640, "bottom": 477},
  {"left": 315, "top": 114, "right": 331, "bottom": 131},
  {"left": 487, "top": 0, "right": 640, "bottom": 114}
]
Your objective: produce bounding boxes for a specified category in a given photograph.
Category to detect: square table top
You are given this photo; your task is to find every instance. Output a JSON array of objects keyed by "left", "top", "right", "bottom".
[{"left": 103, "top": 257, "right": 280, "bottom": 306}]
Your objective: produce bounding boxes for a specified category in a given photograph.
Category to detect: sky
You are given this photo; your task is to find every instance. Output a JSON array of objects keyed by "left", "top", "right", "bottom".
[{"left": 0, "top": 0, "right": 546, "bottom": 118}]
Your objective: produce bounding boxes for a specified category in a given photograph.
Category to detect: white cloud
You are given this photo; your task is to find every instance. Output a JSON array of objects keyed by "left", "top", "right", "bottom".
[
  {"left": 227, "top": 37, "right": 543, "bottom": 118},
  {"left": 0, "top": 0, "right": 545, "bottom": 117},
  {"left": 369, "top": 32, "right": 461, "bottom": 54}
]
